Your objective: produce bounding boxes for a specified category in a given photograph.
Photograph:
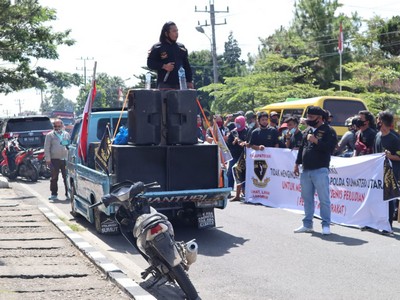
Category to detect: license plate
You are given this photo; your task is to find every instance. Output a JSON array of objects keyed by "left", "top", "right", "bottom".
[
  {"left": 23, "top": 137, "right": 38, "bottom": 142},
  {"left": 197, "top": 209, "right": 215, "bottom": 229},
  {"left": 100, "top": 218, "right": 119, "bottom": 235}
]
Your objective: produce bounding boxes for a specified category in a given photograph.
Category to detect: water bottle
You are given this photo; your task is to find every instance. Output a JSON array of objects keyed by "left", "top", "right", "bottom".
[
  {"left": 178, "top": 67, "right": 187, "bottom": 90},
  {"left": 145, "top": 72, "right": 151, "bottom": 89}
]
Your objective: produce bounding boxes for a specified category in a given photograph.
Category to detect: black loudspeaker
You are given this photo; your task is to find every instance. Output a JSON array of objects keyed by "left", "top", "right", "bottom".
[
  {"left": 167, "top": 144, "right": 219, "bottom": 190},
  {"left": 165, "top": 90, "right": 198, "bottom": 145},
  {"left": 112, "top": 145, "right": 166, "bottom": 191},
  {"left": 128, "top": 90, "right": 162, "bottom": 145}
]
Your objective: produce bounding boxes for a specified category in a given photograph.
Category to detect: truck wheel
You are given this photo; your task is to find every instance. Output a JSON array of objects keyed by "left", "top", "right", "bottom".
[
  {"left": 94, "top": 206, "right": 106, "bottom": 234},
  {"left": 69, "top": 184, "right": 79, "bottom": 218}
]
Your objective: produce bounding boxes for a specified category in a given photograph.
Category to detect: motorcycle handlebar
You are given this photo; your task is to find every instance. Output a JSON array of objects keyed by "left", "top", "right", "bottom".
[
  {"left": 89, "top": 201, "right": 103, "bottom": 209},
  {"left": 88, "top": 181, "right": 160, "bottom": 210}
]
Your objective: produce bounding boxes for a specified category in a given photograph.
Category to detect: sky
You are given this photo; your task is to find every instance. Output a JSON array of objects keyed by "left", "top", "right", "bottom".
[{"left": 1, "top": 0, "right": 400, "bottom": 116}]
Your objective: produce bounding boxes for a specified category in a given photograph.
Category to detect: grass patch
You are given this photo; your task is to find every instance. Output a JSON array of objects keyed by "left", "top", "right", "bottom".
[{"left": 59, "top": 216, "right": 86, "bottom": 232}]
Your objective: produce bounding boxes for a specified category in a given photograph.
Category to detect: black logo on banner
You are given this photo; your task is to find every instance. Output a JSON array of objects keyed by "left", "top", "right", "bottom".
[{"left": 252, "top": 160, "right": 270, "bottom": 188}]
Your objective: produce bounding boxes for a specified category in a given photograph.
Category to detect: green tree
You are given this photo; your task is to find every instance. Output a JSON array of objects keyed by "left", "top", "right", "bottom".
[
  {"left": 220, "top": 32, "right": 246, "bottom": 78},
  {"left": 378, "top": 16, "right": 400, "bottom": 56},
  {"left": 0, "top": 0, "right": 76, "bottom": 94},
  {"left": 75, "top": 73, "right": 127, "bottom": 113}
]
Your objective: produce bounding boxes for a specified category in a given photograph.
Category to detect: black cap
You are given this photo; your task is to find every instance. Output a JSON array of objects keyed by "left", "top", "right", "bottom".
[{"left": 307, "top": 106, "right": 325, "bottom": 116}]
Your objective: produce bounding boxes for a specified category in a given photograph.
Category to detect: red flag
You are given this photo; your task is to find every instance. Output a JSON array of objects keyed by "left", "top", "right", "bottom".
[
  {"left": 338, "top": 22, "right": 344, "bottom": 54},
  {"left": 78, "top": 79, "right": 97, "bottom": 162}
]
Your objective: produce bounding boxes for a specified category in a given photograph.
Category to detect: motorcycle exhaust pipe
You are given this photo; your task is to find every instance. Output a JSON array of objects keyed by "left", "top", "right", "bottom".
[{"left": 185, "top": 239, "right": 198, "bottom": 265}]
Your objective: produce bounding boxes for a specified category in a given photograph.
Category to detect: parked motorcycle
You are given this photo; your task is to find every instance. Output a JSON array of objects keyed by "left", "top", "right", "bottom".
[
  {"left": 90, "top": 181, "right": 200, "bottom": 300},
  {"left": 32, "top": 148, "right": 51, "bottom": 178},
  {"left": 0, "top": 138, "right": 39, "bottom": 182}
]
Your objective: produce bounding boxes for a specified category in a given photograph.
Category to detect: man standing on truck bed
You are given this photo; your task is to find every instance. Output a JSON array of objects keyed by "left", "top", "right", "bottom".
[
  {"left": 147, "top": 21, "right": 194, "bottom": 89},
  {"left": 44, "top": 119, "right": 70, "bottom": 201}
]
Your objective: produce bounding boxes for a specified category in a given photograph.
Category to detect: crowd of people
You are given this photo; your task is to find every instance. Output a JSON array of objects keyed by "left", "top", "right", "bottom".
[{"left": 197, "top": 107, "right": 400, "bottom": 235}]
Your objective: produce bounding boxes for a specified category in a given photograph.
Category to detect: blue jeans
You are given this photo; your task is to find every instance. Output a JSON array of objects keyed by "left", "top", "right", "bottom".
[{"left": 300, "top": 168, "right": 331, "bottom": 228}]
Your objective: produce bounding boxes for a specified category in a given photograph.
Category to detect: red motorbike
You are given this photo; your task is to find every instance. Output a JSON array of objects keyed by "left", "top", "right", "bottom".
[
  {"left": 0, "top": 138, "right": 39, "bottom": 182},
  {"left": 32, "top": 148, "right": 51, "bottom": 179}
]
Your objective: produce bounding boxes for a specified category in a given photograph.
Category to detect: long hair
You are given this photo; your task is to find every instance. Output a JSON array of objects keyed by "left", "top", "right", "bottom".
[{"left": 159, "top": 21, "right": 176, "bottom": 43}]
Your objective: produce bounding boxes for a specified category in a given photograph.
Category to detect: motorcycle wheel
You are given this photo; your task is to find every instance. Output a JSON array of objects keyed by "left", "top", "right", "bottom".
[
  {"left": 41, "top": 163, "right": 51, "bottom": 179},
  {"left": 170, "top": 264, "right": 199, "bottom": 300},
  {"left": 26, "top": 164, "right": 39, "bottom": 182},
  {"left": 2, "top": 165, "right": 17, "bottom": 180}
]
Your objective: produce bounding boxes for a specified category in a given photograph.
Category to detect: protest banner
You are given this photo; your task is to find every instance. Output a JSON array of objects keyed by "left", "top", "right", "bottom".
[{"left": 245, "top": 148, "right": 390, "bottom": 231}]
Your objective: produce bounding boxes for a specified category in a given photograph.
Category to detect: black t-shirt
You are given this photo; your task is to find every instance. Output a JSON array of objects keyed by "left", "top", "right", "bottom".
[
  {"left": 374, "top": 130, "right": 400, "bottom": 178},
  {"left": 288, "top": 130, "right": 303, "bottom": 149},
  {"left": 227, "top": 128, "right": 249, "bottom": 159},
  {"left": 296, "top": 123, "right": 337, "bottom": 170},
  {"left": 359, "top": 127, "right": 377, "bottom": 148},
  {"left": 249, "top": 126, "right": 279, "bottom": 147}
]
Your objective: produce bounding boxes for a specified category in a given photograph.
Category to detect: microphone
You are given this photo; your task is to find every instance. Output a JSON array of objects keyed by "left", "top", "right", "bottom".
[{"left": 163, "top": 71, "right": 170, "bottom": 82}]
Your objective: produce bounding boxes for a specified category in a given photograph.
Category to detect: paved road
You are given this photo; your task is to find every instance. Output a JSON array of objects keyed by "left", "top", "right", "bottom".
[{"left": 13, "top": 178, "right": 400, "bottom": 300}]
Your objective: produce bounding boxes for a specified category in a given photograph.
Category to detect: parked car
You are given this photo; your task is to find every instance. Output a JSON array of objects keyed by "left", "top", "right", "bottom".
[{"left": 0, "top": 116, "right": 53, "bottom": 156}]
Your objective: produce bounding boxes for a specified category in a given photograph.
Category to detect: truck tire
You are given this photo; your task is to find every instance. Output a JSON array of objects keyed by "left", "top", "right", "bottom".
[
  {"left": 69, "top": 184, "right": 79, "bottom": 218},
  {"left": 170, "top": 264, "right": 199, "bottom": 300},
  {"left": 94, "top": 206, "right": 105, "bottom": 234}
]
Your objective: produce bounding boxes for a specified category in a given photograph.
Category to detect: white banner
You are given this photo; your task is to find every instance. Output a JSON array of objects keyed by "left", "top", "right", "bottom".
[{"left": 245, "top": 148, "right": 390, "bottom": 231}]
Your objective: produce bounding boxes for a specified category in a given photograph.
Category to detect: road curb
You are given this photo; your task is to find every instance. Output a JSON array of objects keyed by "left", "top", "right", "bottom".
[
  {"left": 0, "top": 175, "right": 10, "bottom": 188},
  {"left": 39, "top": 206, "right": 156, "bottom": 300}
]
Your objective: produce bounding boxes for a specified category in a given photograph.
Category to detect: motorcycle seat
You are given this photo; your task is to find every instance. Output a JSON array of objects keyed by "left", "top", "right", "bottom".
[{"left": 141, "top": 214, "right": 167, "bottom": 229}]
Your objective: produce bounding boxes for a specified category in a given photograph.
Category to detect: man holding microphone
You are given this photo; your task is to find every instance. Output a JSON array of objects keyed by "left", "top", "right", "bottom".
[{"left": 293, "top": 106, "right": 337, "bottom": 235}]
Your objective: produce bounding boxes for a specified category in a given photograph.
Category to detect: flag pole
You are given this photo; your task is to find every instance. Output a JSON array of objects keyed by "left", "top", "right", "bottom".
[
  {"left": 339, "top": 52, "right": 342, "bottom": 92},
  {"left": 338, "top": 22, "right": 343, "bottom": 92}
]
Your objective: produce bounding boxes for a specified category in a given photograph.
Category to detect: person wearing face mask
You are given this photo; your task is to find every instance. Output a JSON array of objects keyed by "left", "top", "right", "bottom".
[
  {"left": 226, "top": 116, "right": 249, "bottom": 194},
  {"left": 373, "top": 110, "right": 400, "bottom": 234},
  {"left": 44, "top": 119, "right": 70, "bottom": 201},
  {"left": 245, "top": 111, "right": 257, "bottom": 132},
  {"left": 248, "top": 112, "right": 279, "bottom": 150},
  {"left": 196, "top": 115, "right": 206, "bottom": 143},
  {"left": 269, "top": 111, "right": 279, "bottom": 128},
  {"left": 293, "top": 106, "right": 337, "bottom": 235},
  {"left": 278, "top": 123, "right": 289, "bottom": 148},
  {"left": 354, "top": 110, "right": 377, "bottom": 156},
  {"left": 205, "top": 114, "right": 229, "bottom": 144},
  {"left": 284, "top": 117, "right": 303, "bottom": 150},
  {"left": 147, "top": 21, "right": 193, "bottom": 89},
  {"left": 334, "top": 116, "right": 358, "bottom": 157}
]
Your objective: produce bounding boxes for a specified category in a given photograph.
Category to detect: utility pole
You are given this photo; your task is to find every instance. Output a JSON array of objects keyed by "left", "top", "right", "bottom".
[
  {"left": 195, "top": 0, "right": 229, "bottom": 83},
  {"left": 15, "top": 99, "right": 24, "bottom": 115},
  {"left": 77, "top": 57, "right": 94, "bottom": 85}
]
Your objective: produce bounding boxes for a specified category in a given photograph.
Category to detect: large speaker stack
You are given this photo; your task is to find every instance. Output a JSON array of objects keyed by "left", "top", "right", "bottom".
[
  {"left": 114, "top": 89, "right": 216, "bottom": 192},
  {"left": 127, "top": 89, "right": 197, "bottom": 146}
]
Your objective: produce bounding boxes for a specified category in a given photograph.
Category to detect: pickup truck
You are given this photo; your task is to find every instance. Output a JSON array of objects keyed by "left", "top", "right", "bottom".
[{"left": 66, "top": 106, "right": 231, "bottom": 234}]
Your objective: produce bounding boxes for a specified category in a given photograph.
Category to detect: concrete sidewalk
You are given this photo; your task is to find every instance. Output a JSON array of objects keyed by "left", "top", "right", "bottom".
[{"left": 0, "top": 177, "right": 155, "bottom": 300}]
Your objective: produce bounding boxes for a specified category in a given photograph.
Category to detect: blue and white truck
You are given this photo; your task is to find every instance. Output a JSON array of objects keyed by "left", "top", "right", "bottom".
[{"left": 67, "top": 90, "right": 231, "bottom": 234}]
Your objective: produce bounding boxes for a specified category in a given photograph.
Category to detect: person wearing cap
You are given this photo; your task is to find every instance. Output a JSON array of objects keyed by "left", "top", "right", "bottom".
[
  {"left": 334, "top": 116, "right": 357, "bottom": 156},
  {"left": 245, "top": 111, "right": 257, "bottom": 132},
  {"left": 248, "top": 112, "right": 279, "bottom": 150},
  {"left": 269, "top": 111, "right": 279, "bottom": 128},
  {"left": 293, "top": 106, "right": 337, "bottom": 235}
]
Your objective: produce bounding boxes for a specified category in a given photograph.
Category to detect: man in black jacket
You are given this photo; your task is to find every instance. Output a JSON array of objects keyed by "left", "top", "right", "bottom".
[
  {"left": 147, "top": 21, "right": 193, "bottom": 89},
  {"left": 293, "top": 106, "right": 337, "bottom": 235}
]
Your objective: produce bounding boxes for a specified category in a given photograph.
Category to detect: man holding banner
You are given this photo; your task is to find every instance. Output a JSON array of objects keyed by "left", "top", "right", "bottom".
[{"left": 293, "top": 106, "right": 337, "bottom": 235}]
